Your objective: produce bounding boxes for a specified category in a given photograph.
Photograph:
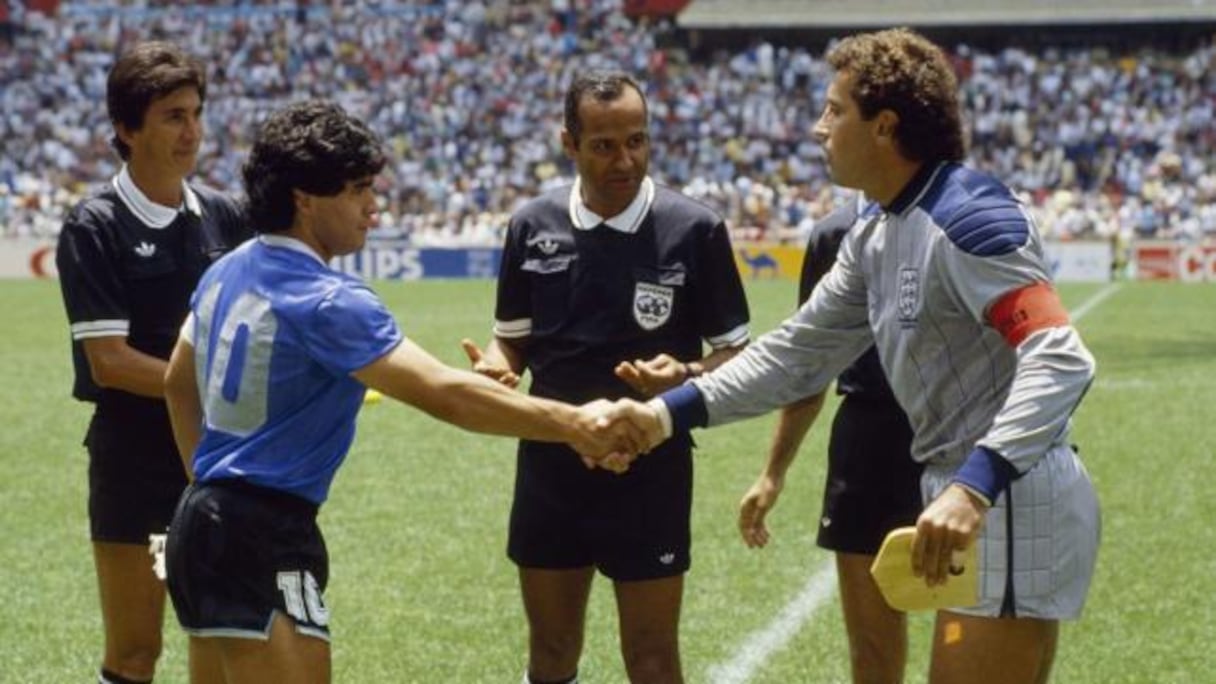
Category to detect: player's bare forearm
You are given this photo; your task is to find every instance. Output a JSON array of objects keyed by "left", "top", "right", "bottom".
[
  {"left": 163, "top": 338, "right": 202, "bottom": 480},
  {"left": 698, "top": 343, "right": 746, "bottom": 375},
  {"left": 356, "top": 339, "right": 627, "bottom": 457},
  {"left": 738, "top": 390, "right": 824, "bottom": 548},
  {"left": 82, "top": 335, "right": 170, "bottom": 398},
  {"left": 762, "top": 390, "right": 826, "bottom": 479}
]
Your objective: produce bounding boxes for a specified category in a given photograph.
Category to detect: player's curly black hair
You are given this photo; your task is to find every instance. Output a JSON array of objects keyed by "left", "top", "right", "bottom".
[
  {"left": 827, "top": 28, "right": 966, "bottom": 163},
  {"left": 106, "top": 41, "right": 206, "bottom": 161},
  {"left": 242, "top": 100, "right": 386, "bottom": 233},
  {"left": 563, "top": 70, "right": 648, "bottom": 146}
]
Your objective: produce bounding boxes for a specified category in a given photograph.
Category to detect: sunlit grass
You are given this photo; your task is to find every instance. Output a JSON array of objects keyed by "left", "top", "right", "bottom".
[{"left": 2, "top": 278, "right": 1212, "bottom": 682}]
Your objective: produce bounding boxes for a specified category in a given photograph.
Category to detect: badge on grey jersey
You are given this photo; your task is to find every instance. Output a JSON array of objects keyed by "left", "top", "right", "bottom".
[
  {"left": 633, "top": 282, "right": 674, "bottom": 330},
  {"left": 898, "top": 267, "right": 920, "bottom": 323}
]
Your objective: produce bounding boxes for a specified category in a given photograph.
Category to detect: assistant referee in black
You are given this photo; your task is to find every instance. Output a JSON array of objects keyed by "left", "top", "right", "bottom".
[
  {"left": 55, "top": 42, "right": 249, "bottom": 684},
  {"left": 738, "top": 192, "right": 923, "bottom": 683}
]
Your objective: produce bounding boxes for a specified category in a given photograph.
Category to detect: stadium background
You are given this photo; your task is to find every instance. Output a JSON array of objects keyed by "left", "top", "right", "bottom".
[
  {"left": 2, "top": 2, "right": 1215, "bottom": 683},
  {"left": 2, "top": 0, "right": 1216, "bottom": 283}
]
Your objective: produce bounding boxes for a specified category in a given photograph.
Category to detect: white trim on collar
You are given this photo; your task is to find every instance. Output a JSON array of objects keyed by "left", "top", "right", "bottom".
[
  {"left": 568, "top": 176, "right": 655, "bottom": 234},
  {"left": 259, "top": 234, "right": 327, "bottom": 266},
  {"left": 112, "top": 164, "right": 201, "bottom": 229}
]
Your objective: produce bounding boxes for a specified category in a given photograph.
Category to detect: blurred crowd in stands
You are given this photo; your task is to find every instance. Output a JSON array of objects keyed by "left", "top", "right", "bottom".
[{"left": 2, "top": 0, "right": 1215, "bottom": 245}]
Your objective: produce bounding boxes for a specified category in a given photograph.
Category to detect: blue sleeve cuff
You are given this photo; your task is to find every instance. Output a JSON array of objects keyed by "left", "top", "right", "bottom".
[
  {"left": 658, "top": 382, "right": 708, "bottom": 434},
  {"left": 951, "top": 446, "right": 1018, "bottom": 503}
]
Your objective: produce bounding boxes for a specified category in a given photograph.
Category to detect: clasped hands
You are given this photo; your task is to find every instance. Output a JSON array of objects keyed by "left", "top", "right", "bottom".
[
  {"left": 463, "top": 340, "right": 684, "bottom": 474},
  {"left": 568, "top": 399, "right": 666, "bottom": 473}
]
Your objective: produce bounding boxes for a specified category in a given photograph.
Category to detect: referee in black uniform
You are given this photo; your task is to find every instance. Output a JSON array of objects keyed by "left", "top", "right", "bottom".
[
  {"left": 463, "top": 71, "right": 750, "bottom": 684},
  {"left": 55, "top": 42, "right": 249, "bottom": 684},
  {"left": 737, "top": 192, "right": 923, "bottom": 684}
]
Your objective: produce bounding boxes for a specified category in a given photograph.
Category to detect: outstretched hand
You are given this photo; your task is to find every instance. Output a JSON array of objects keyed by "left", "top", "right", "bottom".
[
  {"left": 739, "top": 473, "right": 784, "bottom": 549},
  {"left": 461, "top": 338, "right": 520, "bottom": 388},
  {"left": 615, "top": 353, "right": 689, "bottom": 396}
]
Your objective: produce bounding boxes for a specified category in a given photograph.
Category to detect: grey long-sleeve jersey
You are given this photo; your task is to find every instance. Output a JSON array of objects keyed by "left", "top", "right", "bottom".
[{"left": 665, "top": 162, "right": 1095, "bottom": 501}]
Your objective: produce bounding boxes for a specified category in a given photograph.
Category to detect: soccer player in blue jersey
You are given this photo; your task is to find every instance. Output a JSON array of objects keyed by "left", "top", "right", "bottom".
[
  {"left": 610, "top": 29, "right": 1100, "bottom": 684},
  {"left": 56, "top": 41, "right": 250, "bottom": 684},
  {"left": 161, "top": 100, "right": 642, "bottom": 684}
]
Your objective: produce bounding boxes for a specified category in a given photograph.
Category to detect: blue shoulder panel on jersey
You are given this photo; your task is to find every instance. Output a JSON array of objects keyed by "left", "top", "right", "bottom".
[
  {"left": 942, "top": 202, "right": 1029, "bottom": 256},
  {"left": 926, "top": 168, "right": 1030, "bottom": 257}
]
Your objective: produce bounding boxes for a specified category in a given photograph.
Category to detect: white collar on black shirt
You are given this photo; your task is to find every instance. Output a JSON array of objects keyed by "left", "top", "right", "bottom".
[
  {"left": 568, "top": 176, "right": 654, "bottom": 234},
  {"left": 112, "top": 164, "right": 202, "bottom": 229}
]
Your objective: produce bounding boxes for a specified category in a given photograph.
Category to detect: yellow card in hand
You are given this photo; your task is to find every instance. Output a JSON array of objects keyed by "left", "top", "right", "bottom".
[{"left": 869, "top": 526, "right": 978, "bottom": 611}]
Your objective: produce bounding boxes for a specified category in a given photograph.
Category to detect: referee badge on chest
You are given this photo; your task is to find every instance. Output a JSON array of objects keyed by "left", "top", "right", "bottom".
[{"left": 633, "top": 282, "right": 674, "bottom": 330}]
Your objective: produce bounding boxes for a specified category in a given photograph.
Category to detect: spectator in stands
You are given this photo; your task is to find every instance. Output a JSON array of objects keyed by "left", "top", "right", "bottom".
[{"left": 4, "top": 3, "right": 1214, "bottom": 241}]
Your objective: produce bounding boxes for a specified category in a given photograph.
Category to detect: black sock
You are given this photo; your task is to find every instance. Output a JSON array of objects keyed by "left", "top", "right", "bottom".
[
  {"left": 99, "top": 668, "right": 151, "bottom": 684},
  {"left": 525, "top": 672, "right": 578, "bottom": 684}
]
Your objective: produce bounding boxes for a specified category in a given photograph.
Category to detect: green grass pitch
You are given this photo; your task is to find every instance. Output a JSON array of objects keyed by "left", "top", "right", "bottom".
[{"left": 1, "top": 278, "right": 1212, "bottom": 682}]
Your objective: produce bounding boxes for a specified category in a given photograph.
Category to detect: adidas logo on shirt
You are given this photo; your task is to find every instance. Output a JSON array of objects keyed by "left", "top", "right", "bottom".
[{"left": 134, "top": 241, "right": 157, "bottom": 258}]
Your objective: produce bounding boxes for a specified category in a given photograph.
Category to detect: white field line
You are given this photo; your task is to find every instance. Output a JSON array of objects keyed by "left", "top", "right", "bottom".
[
  {"left": 1093, "top": 377, "right": 1157, "bottom": 391},
  {"left": 705, "top": 282, "right": 1121, "bottom": 683},
  {"left": 706, "top": 562, "right": 838, "bottom": 684},
  {"left": 1072, "top": 283, "right": 1122, "bottom": 322}
]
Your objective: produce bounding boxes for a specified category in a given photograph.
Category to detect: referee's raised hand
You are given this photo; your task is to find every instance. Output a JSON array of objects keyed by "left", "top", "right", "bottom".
[
  {"left": 461, "top": 338, "right": 520, "bottom": 388},
  {"left": 615, "top": 352, "right": 690, "bottom": 396}
]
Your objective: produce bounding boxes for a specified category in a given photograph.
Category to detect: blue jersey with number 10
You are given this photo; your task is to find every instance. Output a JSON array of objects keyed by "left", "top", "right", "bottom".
[{"left": 184, "top": 235, "right": 402, "bottom": 504}]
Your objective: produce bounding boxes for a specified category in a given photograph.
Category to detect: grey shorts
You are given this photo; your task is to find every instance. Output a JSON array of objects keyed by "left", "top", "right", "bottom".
[{"left": 922, "top": 444, "right": 1100, "bottom": 620}]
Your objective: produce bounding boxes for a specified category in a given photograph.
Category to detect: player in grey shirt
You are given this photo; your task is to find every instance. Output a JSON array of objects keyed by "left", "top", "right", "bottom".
[{"left": 610, "top": 28, "right": 1100, "bottom": 684}]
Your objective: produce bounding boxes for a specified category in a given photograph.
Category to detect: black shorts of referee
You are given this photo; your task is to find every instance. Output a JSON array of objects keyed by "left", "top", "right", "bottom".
[
  {"left": 86, "top": 398, "right": 188, "bottom": 544},
  {"left": 166, "top": 479, "right": 331, "bottom": 641},
  {"left": 508, "top": 436, "right": 693, "bottom": 582},
  {"left": 817, "top": 395, "right": 923, "bottom": 555}
]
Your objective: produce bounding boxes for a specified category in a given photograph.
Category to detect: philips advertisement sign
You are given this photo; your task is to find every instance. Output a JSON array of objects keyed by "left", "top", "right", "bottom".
[{"left": 330, "top": 241, "right": 502, "bottom": 280}]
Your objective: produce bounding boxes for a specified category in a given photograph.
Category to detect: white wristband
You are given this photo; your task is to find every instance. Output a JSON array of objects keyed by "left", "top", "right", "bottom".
[{"left": 645, "top": 397, "right": 674, "bottom": 440}]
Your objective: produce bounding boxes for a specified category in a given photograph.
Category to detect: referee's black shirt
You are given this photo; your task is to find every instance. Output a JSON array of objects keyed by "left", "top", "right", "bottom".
[
  {"left": 57, "top": 180, "right": 249, "bottom": 405},
  {"left": 800, "top": 195, "right": 897, "bottom": 402},
  {"left": 495, "top": 183, "right": 750, "bottom": 405}
]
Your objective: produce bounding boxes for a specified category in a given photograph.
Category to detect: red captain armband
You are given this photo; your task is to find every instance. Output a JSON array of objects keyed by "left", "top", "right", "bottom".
[{"left": 987, "top": 282, "right": 1070, "bottom": 347}]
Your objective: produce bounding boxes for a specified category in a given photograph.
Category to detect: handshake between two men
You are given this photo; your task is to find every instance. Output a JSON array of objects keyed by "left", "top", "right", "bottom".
[
  {"left": 567, "top": 398, "right": 668, "bottom": 473},
  {"left": 462, "top": 339, "right": 693, "bottom": 474}
]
